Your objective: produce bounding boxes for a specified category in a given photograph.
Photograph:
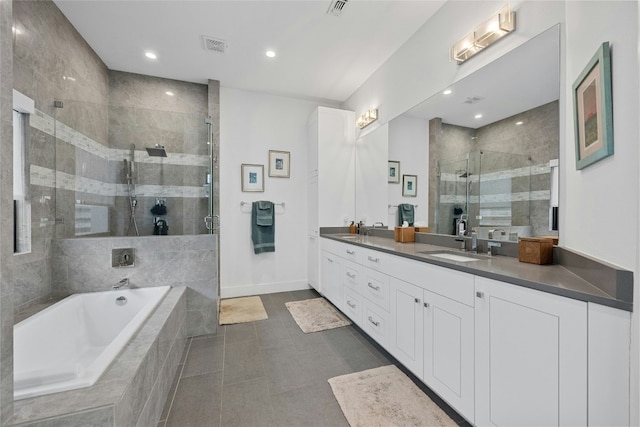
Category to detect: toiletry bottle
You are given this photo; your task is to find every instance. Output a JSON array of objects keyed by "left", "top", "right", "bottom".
[{"left": 349, "top": 221, "right": 356, "bottom": 234}]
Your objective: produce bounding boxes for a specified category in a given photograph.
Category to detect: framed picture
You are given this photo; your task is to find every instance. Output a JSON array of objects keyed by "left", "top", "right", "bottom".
[
  {"left": 241, "top": 164, "right": 264, "bottom": 192},
  {"left": 402, "top": 174, "right": 417, "bottom": 197},
  {"left": 572, "top": 41, "right": 613, "bottom": 170},
  {"left": 388, "top": 160, "right": 400, "bottom": 183},
  {"left": 268, "top": 150, "right": 290, "bottom": 178}
]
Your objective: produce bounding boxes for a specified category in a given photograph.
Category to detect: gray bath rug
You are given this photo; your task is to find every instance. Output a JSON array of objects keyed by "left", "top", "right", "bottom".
[
  {"left": 328, "top": 365, "right": 457, "bottom": 427},
  {"left": 219, "top": 296, "right": 268, "bottom": 325},
  {"left": 285, "top": 297, "right": 351, "bottom": 333}
]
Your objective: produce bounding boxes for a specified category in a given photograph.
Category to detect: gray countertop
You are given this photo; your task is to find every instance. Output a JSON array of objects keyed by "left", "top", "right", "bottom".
[{"left": 321, "top": 233, "right": 633, "bottom": 311}]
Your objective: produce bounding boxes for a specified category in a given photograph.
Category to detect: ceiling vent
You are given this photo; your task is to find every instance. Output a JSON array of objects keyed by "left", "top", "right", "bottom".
[
  {"left": 327, "top": 0, "right": 348, "bottom": 16},
  {"left": 203, "top": 36, "right": 227, "bottom": 54},
  {"left": 464, "top": 96, "right": 484, "bottom": 104}
]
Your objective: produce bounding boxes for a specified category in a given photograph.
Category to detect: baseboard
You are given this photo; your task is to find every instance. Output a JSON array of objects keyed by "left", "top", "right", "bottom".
[{"left": 221, "top": 280, "right": 311, "bottom": 299}]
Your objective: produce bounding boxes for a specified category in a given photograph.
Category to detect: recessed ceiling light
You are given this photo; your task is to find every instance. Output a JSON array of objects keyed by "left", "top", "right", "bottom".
[
  {"left": 12, "top": 26, "right": 23, "bottom": 35},
  {"left": 515, "top": 121, "right": 524, "bottom": 125},
  {"left": 145, "top": 51, "right": 157, "bottom": 60},
  {"left": 443, "top": 89, "right": 452, "bottom": 95},
  {"left": 63, "top": 76, "right": 76, "bottom": 82},
  {"left": 266, "top": 50, "right": 276, "bottom": 58},
  {"left": 475, "top": 114, "right": 483, "bottom": 119},
  {"left": 165, "top": 91, "right": 174, "bottom": 96}
]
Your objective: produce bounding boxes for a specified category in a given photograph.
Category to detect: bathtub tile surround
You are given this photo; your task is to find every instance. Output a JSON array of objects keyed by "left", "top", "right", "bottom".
[
  {"left": 11, "top": 287, "right": 187, "bottom": 426},
  {"left": 51, "top": 235, "right": 218, "bottom": 336}
]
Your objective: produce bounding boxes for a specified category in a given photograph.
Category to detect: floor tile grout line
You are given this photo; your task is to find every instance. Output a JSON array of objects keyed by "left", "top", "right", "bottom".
[{"left": 163, "top": 336, "right": 193, "bottom": 425}]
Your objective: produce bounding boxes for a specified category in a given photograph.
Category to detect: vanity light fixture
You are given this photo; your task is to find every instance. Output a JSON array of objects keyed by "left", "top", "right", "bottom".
[
  {"left": 356, "top": 108, "right": 378, "bottom": 129},
  {"left": 450, "top": 4, "right": 516, "bottom": 64}
]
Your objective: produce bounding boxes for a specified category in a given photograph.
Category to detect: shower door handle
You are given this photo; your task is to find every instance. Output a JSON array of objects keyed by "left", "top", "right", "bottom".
[{"left": 204, "top": 215, "right": 220, "bottom": 232}]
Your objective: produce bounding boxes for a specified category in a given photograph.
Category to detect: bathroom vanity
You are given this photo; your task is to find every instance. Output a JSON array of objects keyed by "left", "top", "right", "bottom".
[{"left": 318, "top": 232, "right": 632, "bottom": 426}]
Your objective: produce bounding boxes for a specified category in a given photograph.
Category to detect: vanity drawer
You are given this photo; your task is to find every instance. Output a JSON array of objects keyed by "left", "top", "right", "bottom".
[
  {"left": 362, "top": 267, "right": 390, "bottom": 312},
  {"left": 343, "top": 290, "right": 362, "bottom": 326},
  {"left": 343, "top": 261, "right": 361, "bottom": 291},
  {"left": 359, "top": 247, "right": 388, "bottom": 271},
  {"left": 362, "top": 298, "right": 390, "bottom": 350},
  {"left": 321, "top": 238, "right": 358, "bottom": 261}
]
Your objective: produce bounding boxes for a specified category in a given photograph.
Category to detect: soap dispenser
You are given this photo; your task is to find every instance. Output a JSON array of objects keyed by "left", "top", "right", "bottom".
[{"left": 349, "top": 221, "right": 356, "bottom": 234}]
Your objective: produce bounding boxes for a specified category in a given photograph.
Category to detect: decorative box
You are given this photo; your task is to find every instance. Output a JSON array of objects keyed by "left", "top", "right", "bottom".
[
  {"left": 394, "top": 227, "right": 415, "bottom": 243},
  {"left": 518, "top": 237, "right": 554, "bottom": 265}
]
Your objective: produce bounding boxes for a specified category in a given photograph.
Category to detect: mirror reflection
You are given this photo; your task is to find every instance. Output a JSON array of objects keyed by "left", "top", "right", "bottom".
[{"left": 388, "top": 24, "right": 560, "bottom": 239}]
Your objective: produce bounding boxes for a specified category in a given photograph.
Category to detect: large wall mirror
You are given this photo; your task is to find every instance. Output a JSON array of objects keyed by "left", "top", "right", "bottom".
[{"left": 386, "top": 24, "right": 560, "bottom": 239}]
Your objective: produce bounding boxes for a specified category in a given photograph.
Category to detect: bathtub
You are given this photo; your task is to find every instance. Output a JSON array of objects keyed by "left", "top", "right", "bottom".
[{"left": 14, "top": 285, "right": 171, "bottom": 400}]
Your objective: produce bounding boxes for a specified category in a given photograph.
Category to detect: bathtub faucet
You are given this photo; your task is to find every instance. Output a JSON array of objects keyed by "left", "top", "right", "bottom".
[{"left": 113, "top": 278, "right": 129, "bottom": 290}]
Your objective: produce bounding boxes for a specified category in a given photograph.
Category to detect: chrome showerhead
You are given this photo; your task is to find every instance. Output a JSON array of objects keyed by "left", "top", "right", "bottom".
[{"left": 146, "top": 144, "right": 167, "bottom": 157}]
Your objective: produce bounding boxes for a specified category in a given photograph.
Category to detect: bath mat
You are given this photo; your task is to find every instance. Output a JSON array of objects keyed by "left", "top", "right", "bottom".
[
  {"left": 219, "top": 296, "right": 268, "bottom": 325},
  {"left": 328, "top": 365, "right": 456, "bottom": 427},
  {"left": 285, "top": 297, "right": 351, "bottom": 333}
]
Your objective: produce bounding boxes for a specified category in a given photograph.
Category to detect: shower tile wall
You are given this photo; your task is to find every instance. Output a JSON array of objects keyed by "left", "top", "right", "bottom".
[
  {"left": 12, "top": 0, "right": 110, "bottom": 311},
  {"left": 429, "top": 101, "right": 559, "bottom": 237},
  {"left": 51, "top": 235, "right": 218, "bottom": 336},
  {"left": 108, "top": 71, "right": 210, "bottom": 237},
  {"left": 0, "top": 0, "right": 12, "bottom": 422}
]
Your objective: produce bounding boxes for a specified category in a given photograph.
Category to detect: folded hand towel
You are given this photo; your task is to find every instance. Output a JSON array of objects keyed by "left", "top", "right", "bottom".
[
  {"left": 398, "top": 204, "right": 415, "bottom": 226},
  {"left": 256, "top": 201, "right": 273, "bottom": 226},
  {"left": 252, "top": 201, "right": 275, "bottom": 254}
]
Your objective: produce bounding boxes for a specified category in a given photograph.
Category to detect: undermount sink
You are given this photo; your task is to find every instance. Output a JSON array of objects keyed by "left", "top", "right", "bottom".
[
  {"left": 418, "top": 250, "right": 487, "bottom": 262},
  {"left": 337, "top": 234, "right": 360, "bottom": 239}
]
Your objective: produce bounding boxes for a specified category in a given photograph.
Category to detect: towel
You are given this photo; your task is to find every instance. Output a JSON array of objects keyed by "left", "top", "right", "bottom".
[
  {"left": 398, "top": 204, "right": 415, "bottom": 226},
  {"left": 252, "top": 201, "right": 275, "bottom": 254}
]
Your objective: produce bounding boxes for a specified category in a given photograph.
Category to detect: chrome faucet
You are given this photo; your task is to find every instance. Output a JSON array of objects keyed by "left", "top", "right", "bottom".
[
  {"left": 488, "top": 228, "right": 507, "bottom": 240},
  {"left": 372, "top": 222, "right": 384, "bottom": 229},
  {"left": 113, "top": 278, "right": 129, "bottom": 290}
]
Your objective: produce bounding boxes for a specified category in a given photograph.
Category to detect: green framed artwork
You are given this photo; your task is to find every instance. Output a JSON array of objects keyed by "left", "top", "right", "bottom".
[{"left": 572, "top": 41, "right": 613, "bottom": 170}]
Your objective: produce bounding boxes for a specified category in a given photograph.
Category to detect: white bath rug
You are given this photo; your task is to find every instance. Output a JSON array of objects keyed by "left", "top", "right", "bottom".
[
  {"left": 328, "top": 365, "right": 456, "bottom": 427},
  {"left": 285, "top": 297, "right": 351, "bottom": 333},
  {"left": 219, "top": 296, "right": 268, "bottom": 325}
]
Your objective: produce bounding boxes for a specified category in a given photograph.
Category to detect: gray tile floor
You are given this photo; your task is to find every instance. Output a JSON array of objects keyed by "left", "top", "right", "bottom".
[{"left": 158, "top": 289, "right": 467, "bottom": 427}]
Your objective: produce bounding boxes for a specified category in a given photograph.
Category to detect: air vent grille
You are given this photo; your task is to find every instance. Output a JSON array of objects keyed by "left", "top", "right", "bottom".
[
  {"left": 327, "top": 0, "right": 348, "bottom": 16},
  {"left": 464, "top": 96, "right": 484, "bottom": 104},
  {"left": 203, "top": 36, "right": 227, "bottom": 54}
]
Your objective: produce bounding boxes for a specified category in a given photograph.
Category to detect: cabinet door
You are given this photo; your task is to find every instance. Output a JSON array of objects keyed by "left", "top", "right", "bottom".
[
  {"left": 475, "top": 277, "right": 587, "bottom": 427},
  {"left": 307, "top": 233, "right": 319, "bottom": 291},
  {"left": 390, "top": 278, "right": 423, "bottom": 378},
  {"left": 320, "top": 251, "right": 343, "bottom": 308},
  {"left": 423, "top": 289, "right": 474, "bottom": 423}
]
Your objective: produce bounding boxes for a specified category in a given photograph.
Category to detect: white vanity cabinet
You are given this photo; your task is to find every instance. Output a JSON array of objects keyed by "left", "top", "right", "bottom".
[
  {"left": 389, "top": 261, "right": 475, "bottom": 423},
  {"left": 474, "top": 276, "right": 588, "bottom": 427}
]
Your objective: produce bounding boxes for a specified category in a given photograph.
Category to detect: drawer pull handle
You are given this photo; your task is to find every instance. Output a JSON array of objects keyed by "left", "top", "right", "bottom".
[
  {"left": 367, "top": 282, "right": 380, "bottom": 291},
  {"left": 367, "top": 256, "right": 380, "bottom": 263},
  {"left": 346, "top": 250, "right": 355, "bottom": 255},
  {"left": 476, "top": 291, "right": 484, "bottom": 299},
  {"left": 423, "top": 302, "right": 430, "bottom": 308},
  {"left": 346, "top": 272, "right": 356, "bottom": 279},
  {"left": 414, "top": 298, "right": 420, "bottom": 304},
  {"left": 347, "top": 301, "right": 356, "bottom": 309},
  {"left": 368, "top": 316, "right": 379, "bottom": 327}
]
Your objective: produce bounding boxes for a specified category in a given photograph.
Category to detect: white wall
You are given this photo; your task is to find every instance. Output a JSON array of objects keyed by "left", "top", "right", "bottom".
[
  {"left": 343, "top": 1, "right": 565, "bottom": 124},
  {"left": 388, "top": 115, "right": 429, "bottom": 227},
  {"left": 563, "top": 2, "right": 639, "bottom": 423},
  {"left": 219, "top": 88, "right": 333, "bottom": 298}
]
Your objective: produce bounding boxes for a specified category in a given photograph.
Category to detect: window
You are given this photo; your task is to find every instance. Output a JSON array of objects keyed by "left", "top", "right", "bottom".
[{"left": 13, "top": 90, "right": 33, "bottom": 254}]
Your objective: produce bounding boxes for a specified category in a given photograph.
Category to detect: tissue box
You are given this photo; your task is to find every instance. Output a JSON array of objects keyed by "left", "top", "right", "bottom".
[
  {"left": 394, "top": 226, "right": 415, "bottom": 243},
  {"left": 518, "top": 237, "right": 554, "bottom": 265}
]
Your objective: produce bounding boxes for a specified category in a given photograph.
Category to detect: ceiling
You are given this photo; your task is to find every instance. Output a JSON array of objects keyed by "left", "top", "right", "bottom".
[{"left": 53, "top": 0, "right": 445, "bottom": 104}]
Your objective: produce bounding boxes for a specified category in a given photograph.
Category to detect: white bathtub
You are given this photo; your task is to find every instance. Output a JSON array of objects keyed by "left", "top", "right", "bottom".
[{"left": 14, "top": 285, "right": 171, "bottom": 400}]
